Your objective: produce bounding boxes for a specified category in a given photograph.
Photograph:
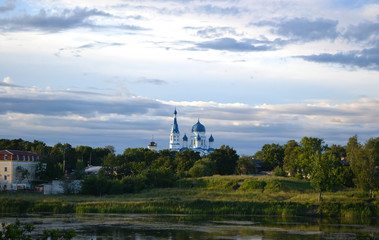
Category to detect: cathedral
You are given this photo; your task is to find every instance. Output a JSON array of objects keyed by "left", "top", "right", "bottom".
[{"left": 169, "top": 109, "right": 214, "bottom": 154}]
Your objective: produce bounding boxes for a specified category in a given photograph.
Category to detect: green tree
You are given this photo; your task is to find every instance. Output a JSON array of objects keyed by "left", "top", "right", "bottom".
[
  {"left": 235, "top": 155, "right": 256, "bottom": 175},
  {"left": 258, "top": 143, "right": 284, "bottom": 171},
  {"left": 189, "top": 158, "right": 216, "bottom": 177},
  {"left": 175, "top": 150, "right": 201, "bottom": 176},
  {"left": 298, "top": 137, "right": 327, "bottom": 177},
  {"left": 347, "top": 136, "right": 379, "bottom": 198},
  {"left": 310, "top": 151, "right": 340, "bottom": 201},
  {"left": 208, "top": 145, "right": 239, "bottom": 175},
  {"left": 283, "top": 140, "right": 301, "bottom": 176}
]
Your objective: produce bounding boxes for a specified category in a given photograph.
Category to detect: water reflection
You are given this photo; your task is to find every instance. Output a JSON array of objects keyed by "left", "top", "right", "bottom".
[{"left": 1, "top": 214, "right": 378, "bottom": 239}]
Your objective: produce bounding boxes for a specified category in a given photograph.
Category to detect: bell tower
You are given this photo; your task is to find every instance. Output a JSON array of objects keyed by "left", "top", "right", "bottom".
[{"left": 169, "top": 108, "right": 181, "bottom": 150}]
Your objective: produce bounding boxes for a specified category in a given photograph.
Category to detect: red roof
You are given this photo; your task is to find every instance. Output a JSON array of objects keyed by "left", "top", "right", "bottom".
[{"left": 0, "top": 150, "right": 41, "bottom": 161}]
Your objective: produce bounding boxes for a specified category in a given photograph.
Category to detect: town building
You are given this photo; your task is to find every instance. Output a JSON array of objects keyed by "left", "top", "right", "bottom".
[
  {"left": 0, "top": 150, "right": 41, "bottom": 190},
  {"left": 169, "top": 109, "right": 215, "bottom": 155}
]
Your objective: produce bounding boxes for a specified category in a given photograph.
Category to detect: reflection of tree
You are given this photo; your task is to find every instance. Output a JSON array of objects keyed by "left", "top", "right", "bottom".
[{"left": 16, "top": 166, "right": 30, "bottom": 185}]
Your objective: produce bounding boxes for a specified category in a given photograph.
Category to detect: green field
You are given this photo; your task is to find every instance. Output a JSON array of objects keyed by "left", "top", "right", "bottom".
[{"left": 1, "top": 175, "right": 378, "bottom": 217}]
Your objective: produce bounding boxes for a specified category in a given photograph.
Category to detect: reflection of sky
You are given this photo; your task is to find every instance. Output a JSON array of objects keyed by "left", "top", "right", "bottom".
[{"left": 0, "top": 0, "right": 378, "bottom": 154}]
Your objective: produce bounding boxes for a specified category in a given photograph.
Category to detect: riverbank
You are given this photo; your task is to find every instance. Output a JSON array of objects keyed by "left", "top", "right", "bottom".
[{"left": 1, "top": 176, "right": 378, "bottom": 218}]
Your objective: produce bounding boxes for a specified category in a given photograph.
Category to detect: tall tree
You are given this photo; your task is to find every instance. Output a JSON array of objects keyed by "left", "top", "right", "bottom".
[
  {"left": 208, "top": 145, "right": 239, "bottom": 175},
  {"left": 258, "top": 143, "right": 284, "bottom": 171},
  {"left": 347, "top": 136, "right": 379, "bottom": 198},
  {"left": 283, "top": 140, "right": 301, "bottom": 176},
  {"left": 310, "top": 150, "right": 340, "bottom": 201}
]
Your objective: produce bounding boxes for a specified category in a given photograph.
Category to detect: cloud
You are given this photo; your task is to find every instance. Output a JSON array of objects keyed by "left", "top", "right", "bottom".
[
  {"left": 131, "top": 77, "right": 168, "bottom": 85},
  {"left": 0, "top": 0, "right": 15, "bottom": 13},
  {"left": 56, "top": 41, "right": 125, "bottom": 57},
  {"left": 298, "top": 45, "right": 379, "bottom": 71},
  {"left": 1, "top": 83, "right": 378, "bottom": 154},
  {"left": 192, "top": 26, "right": 239, "bottom": 38},
  {"left": 344, "top": 21, "right": 379, "bottom": 42},
  {"left": 2, "top": 76, "right": 12, "bottom": 84},
  {"left": 196, "top": 37, "right": 273, "bottom": 52},
  {"left": 254, "top": 17, "right": 339, "bottom": 42},
  {"left": 195, "top": 4, "right": 241, "bottom": 16},
  {"left": 0, "top": 7, "right": 146, "bottom": 32}
]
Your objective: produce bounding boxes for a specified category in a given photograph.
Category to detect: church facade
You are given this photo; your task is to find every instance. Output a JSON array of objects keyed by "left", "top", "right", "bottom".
[{"left": 169, "top": 109, "right": 214, "bottom": 154}]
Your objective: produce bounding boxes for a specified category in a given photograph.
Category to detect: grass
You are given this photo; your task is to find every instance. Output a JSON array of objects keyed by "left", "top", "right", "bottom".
[{"left": 0, "top": 175, "right": 378, "bottom": 217}]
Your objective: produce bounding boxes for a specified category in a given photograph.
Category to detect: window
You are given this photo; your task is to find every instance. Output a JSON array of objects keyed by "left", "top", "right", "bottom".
[
  {"left": 4, "top": 167, "right": 7, "bottom": 172},
  {"left": 23, "top": 156, "right": 25, "bottom": 161},
  {"left": 17, "top": 155, "right": 19, "bottom": 160},
  {"left": 4, "top": 176, "right": 7, "bottom": 180},
  {"left": 28, "top": 156, "right": 30, "bottom": 161},
  {"left": 32, "top": 156, "right": 34, "bottom": 161},
  {"left": 4, "top": 155, "right": 7, "bottom": 160}
]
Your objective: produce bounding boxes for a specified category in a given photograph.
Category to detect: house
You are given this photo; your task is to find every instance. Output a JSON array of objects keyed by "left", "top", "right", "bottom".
[{"left": 0, "top": 150, "right": 41, "bottom": 190}]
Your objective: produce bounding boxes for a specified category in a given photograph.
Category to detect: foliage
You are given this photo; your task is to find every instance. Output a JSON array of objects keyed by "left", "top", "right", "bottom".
[
  {"left": 310, "top": 151, "right": 340, "bottom": 201},
  {"left": 0, "top": 220, "right": 75, "bottom": 240},
  {"left": 15, "top": 166, "right": 30, "bottom": 184},
  {"left": 208, "top": 145, "right": 239, "bottom": 175},
  {"left": 256, "top": 143, "right": 284, "bottom": 171},
  {"left": 189, "top": 158, "right": 216, "bottom": 177},
  {"left": 347, "top": 136, "right": 379, "bottom": 198},
  {"left": 272, "top": 166, "right": 286, "bottom": 177},
  {"left": 235, "top": 155, "right": 256, "bottom": 175},
  {"left": 175, "top": 150, "right": 201, "bottom": 177}
]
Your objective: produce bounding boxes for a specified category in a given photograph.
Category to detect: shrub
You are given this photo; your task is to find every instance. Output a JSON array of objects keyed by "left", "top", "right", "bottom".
[
  {"left": 272, "top": 166, "right": 286, "bottom": 176},
  {"left": 295, "top": 173, "right": 303, "bottom": 180},
  {"left": 239, "top": 179, "right": 266, "bottom": 191}
]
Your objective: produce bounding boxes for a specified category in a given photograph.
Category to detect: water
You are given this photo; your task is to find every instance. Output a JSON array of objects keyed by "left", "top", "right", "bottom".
[{"left": 1, "top": 214, "right": 378, "bottom": 239}]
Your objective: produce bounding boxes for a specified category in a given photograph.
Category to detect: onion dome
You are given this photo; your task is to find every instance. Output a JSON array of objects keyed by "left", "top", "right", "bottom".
[
  {"left": 209, "top": 134, "right": 214, "bottom": 142},
  {"left": 197, "top": 134, "right": 201, "bottom": 141},
  {"left": 183, "top": 133, "right": 188, "bottom": 141},
  {"left": 192, "top": 120, "right": 206, "bottom": 133}
]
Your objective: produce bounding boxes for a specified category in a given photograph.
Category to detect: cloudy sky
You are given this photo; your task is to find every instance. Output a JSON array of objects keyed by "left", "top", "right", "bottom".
[{"left": 1, "top": 0, "right": 378, "bottom": 155}]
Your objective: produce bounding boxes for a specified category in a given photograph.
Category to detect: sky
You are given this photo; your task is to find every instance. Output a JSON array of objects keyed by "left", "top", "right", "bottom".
[{"left": 0, "top": 0, "right": 378, "bottom": 155}]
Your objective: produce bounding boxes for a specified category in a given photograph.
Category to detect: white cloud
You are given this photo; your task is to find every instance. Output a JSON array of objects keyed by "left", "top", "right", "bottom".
[{"left": 2, "top": 76, "right": 12, "bottom": 84}]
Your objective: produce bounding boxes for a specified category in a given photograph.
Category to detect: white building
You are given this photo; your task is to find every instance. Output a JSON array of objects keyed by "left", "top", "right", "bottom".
[
  {"left": 0, "top": 150, "right": 41, "bottom": 190},
  {"left": 169, "top": 109, "right": 214, "bottom": 154}
]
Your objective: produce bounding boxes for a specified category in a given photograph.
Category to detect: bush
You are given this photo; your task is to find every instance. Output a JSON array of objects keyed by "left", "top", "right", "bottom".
[
  {"left": 189, "top": 159, "right": 216, "bottom": 177},
  {"left": 272, "top": 166, "right": 286, "bottom": 177},
  {"left": 295, "top": 173, "right": 303, "bottom": 180},
  {"left": 239, "top": 179, "right": 266, "bottom": 191},
  {"left": 265, "top": 179, "right": 283, "bottom": 192}
]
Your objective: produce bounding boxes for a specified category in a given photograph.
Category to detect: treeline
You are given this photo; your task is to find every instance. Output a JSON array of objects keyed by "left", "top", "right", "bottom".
[
  {"left": 0, "top": 136, "right": 378, "bottom": 199},
  {"left": 0, "top": 138, "right": 113, "bottom": 180},
  {"left": 253, "top": 136, "right": 378, "bottom": 200}
]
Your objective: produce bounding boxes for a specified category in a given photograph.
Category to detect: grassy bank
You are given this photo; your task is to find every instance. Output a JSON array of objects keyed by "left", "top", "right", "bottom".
[{"left": 1, "top": 175, "right": 378, "bottom": 217}]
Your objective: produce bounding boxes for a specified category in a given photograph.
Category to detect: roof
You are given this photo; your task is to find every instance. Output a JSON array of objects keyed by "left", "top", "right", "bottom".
[
  {"left": 0, "top": 150, "right": 41, "bottom": 157},
  {"left": 192, "top": 120, "right": 206, "bottom": 133},
  {"left": 209, "top": 134, "right": 214, "bottom": 142},
  {"left": 183, "top": 133, "right": 188, "bottom": 141}
]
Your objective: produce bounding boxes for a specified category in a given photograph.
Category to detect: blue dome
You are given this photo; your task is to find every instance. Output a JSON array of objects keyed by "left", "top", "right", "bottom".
[
  {"left": 183, "top": 134, "right": 188, "bottom": 141},
  {"left": 196, "top": 134, "right": 201, "bottom": 141},
  {"left": 192, "top": 120, "right": 206, "bottom": 133},
  {"left": 209, "top": 134, "right": 214, "bottom": 142}
]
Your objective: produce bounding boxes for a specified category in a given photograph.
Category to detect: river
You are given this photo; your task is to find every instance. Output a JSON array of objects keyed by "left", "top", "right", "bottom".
[{"left": 1, "top": 214, "right": 378, "bottom": 239}]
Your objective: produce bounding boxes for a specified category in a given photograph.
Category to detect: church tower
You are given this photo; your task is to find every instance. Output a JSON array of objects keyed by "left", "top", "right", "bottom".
[{"left": 169, "top": 109, "right": 181, "bottom": 150}]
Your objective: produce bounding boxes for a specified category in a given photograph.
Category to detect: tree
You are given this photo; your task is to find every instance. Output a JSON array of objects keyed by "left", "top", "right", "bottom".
[
  {"left": 283, "top": 140, "right": 301, "bottom": 176},
  {"left": 16, "top": 166, "right": 30, "bottom": 187},
  {"left": 208, "top": 145, "right": 239, "bottom": 175},
  {"left": 236, "top": 155, "right": 256, "bottom": 175},
  {"left": 175, "top": 150, "right": 201, "bottom": 176},
  {"left": 347, "top": 136, "right": 379, "bottom": 198},
  {"left": 189, "top": 158, "right": 216, "bottom": 177},
  {"left": 310, "top": 151, "right": 340, "bottom": 201},
  {"left": 257, "top": 143, "right": 284, "bottom": 171},
  {"left": 298, "top": 137, "right": 327, "bottom": 177}
]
